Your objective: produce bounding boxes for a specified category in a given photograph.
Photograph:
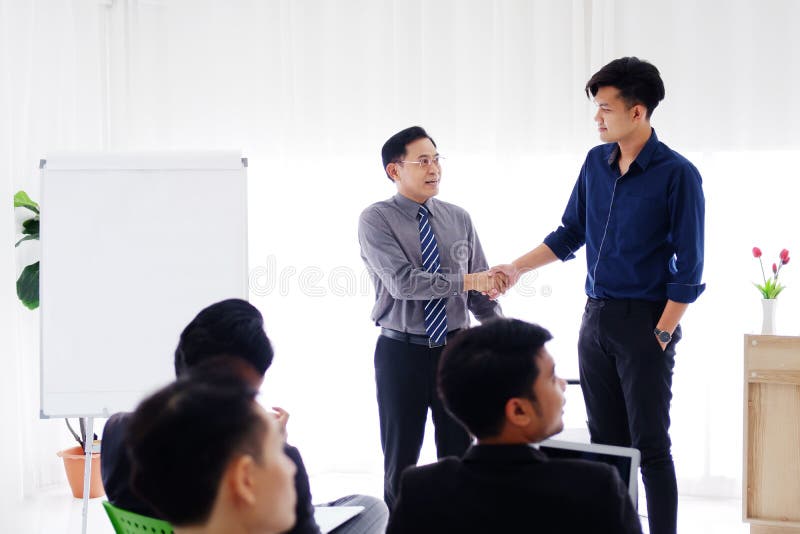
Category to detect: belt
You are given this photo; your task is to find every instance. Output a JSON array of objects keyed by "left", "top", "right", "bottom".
[{"left": 380, "top": 327, "right": 461, "bottom": 348}]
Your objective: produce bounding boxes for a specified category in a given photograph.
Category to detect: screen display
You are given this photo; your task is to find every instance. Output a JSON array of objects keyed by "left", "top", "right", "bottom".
[{"left": 539, "top": 446, "right": 632, "bottom": 488}]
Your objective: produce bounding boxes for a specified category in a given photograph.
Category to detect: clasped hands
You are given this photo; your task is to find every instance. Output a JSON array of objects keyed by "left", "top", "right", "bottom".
[{"left": 465, "top": 264, "right": 522, "bottom": 300}]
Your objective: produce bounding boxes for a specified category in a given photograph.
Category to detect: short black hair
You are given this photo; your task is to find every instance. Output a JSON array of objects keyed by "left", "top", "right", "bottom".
[
  {"left": 438, "top": 319, "right": 553, "bottom": 439},
  {"left": 585, "top": 57, "right": 665, "bottom": 118},
  {"left": 380, "top": 126, "right": 436, "bottom": 181},
  {"left": 174, "top": 299, "right": 273, "bottom": 377},
  {"left": 127, "top": 373, "right": 266, "bottom": 526}
]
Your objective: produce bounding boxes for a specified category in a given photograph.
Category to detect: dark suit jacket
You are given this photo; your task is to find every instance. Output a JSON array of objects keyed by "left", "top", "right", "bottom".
[
  {"left": 386, "top": 444, "right": 642, "bottom": 534},
  {"left": 101, "top": 412, "right": 321, "bottom": 534}
]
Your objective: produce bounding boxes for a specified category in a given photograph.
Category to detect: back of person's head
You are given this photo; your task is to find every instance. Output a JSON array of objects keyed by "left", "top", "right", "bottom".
[
  {"left": 438, "top": 319, "right": 553, "bottom": 440},
  {"left": 126, "top": 372, "right": 296, "bottom": 532},
  {"left": 381, "top": 126, "right": 436, "bottom": 181},
  {"left": 174, "top": 298, "right": 273, "bottom": 378},
  {"left": 585, "top": 56, "right": 665, "bottom": 118}
]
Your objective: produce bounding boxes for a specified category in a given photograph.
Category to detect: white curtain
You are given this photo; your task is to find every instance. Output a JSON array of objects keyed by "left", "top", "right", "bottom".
[
  {"left": 0, "top": 0, "right": 24, "bottom": 508},
  {"left": 1, "top": 0, "right": 110, "bottom": 506},
  {"left": 3, "top": 0, "right": 799, "bottom": 502}
]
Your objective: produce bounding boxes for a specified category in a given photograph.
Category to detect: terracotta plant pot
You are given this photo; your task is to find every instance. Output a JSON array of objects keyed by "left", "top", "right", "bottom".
[{"left": 56, "top": 445, "right": 105, "bottom": 499}]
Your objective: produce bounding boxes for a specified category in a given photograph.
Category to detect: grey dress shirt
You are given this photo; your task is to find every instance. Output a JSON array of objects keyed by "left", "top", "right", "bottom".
[{"left": 358, "top": 193, "right": 502, "bottom": 334}]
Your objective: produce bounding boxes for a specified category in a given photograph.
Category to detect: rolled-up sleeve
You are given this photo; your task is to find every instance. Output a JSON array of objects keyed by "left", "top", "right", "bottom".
[
  {"left": 543, "top": 166, "right": 587, "bottom": 261},
  {"left": 666, "top": 162, "right": 706, "bottom": 303},
  {"left": 358, "top": 207, "right": 464, "bottom": 300}
]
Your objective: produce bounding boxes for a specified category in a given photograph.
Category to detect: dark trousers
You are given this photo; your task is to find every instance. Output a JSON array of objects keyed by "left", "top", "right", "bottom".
[
  {"left": 578, "top": 298, "right": 682, "bottom": 534},
  {"left": 374, "top": 334, "right": 472, "bottom": 511}
]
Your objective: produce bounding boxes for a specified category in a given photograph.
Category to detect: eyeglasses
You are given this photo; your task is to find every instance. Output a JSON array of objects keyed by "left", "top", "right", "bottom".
[{"left": 398, "top": 155, "right": 445, "bottom": 168}]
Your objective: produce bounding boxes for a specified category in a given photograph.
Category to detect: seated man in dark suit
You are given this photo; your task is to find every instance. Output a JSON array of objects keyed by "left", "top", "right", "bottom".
[
  {"left": 127, "top": 372, "right": 298, "bottom": 534},
  {"left": 387, "top": 318, "right": 643, "bottom": 534},
  {"left": 102, "top": 298, "right": 388, "bottom": 534}
]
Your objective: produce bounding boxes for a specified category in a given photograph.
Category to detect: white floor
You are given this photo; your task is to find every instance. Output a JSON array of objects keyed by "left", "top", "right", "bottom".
[
  {"left": 4, "top": 421, "right": 750, "bottom": 533},
  {"left": 2, "top": 476, "right": 750, "bottom": 534}
]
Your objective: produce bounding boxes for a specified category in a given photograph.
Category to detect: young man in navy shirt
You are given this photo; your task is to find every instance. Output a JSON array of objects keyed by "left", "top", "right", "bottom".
[{"left": 493, "top": 57, "right": 705, "bottom": 534}]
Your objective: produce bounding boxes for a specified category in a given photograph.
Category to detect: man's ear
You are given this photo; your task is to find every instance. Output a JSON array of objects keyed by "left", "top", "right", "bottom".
[
  {"left": 386, "top": 163, "right": 399, "bottom": 182},
  {"left": 504, "top": 397, "right": 533, "bottom": 428},
  {"left": 228, "top": 454, "right": 258, "bottom": 506},
  {"left": 632, "top": 104, "right": 646, "bottom": 122}
]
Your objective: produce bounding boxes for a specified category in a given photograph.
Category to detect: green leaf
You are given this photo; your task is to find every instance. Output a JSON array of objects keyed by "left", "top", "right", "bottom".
[
  {"left": 753, "top": 282, "right": 768, "bottom": 299},
  {"left": 771, "top": 285, "right": 785, "bottom": 299},
  {"left": 22, "top": 217, "right": 39, "bottom": 236},
  {"left": 765, "top": 279, "right": 775, "bottom": 294},
  {"left": 13, "top": 191, "right": 39, "bottom": 214},
  {"left": 762, "top": 281, "right": 786, "bottom": 299},
  {"left": 16, "top": 261, "right": 39, "bottom": 310},
  {"left": 14, "top": 234, "right": 38, "bottom": 247}
]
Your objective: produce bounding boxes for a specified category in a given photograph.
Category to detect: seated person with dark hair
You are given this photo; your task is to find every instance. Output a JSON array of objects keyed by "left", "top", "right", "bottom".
[
  {"left": 387, "top": 318, "right": 642, "bottom": 534},
  {"left": 102, "top": 298, "right": 388, "bottom": 534},
  {"left": 127, "top": 372, "right": 297, "bottom": 534}
]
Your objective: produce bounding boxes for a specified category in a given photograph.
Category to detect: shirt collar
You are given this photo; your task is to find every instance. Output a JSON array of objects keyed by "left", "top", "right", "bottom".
[
  {"left": 463, "top": 443, "right": 549, "bottom": 465},
  {"left": 606, "top": 127, "right": 659, "bottom": 171},
  {"left": 393, "top": 193, "right": 436, "bottom": 219}
]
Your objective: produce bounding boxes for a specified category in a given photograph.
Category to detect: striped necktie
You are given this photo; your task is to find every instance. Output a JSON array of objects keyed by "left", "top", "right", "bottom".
[{"left": 418, "top": 205, "right": 448, "bottom": 346}]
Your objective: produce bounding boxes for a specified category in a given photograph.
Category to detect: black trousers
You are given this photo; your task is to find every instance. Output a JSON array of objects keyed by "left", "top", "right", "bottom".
[
  {"left": 374, "top": 334, "right": 471, "bottom": 511},
  {"left": 578, "top": 298, "right": 682, "bottom": 534}
]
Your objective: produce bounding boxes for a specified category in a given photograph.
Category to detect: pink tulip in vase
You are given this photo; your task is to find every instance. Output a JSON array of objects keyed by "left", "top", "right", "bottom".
[{"left": 752, "top": 247, "right": 790, "bottom": 334}]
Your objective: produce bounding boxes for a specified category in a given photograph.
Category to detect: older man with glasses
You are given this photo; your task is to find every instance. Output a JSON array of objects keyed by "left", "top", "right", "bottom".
[{"left": 358, "top": 125, "right": 506, "bottom": 511}]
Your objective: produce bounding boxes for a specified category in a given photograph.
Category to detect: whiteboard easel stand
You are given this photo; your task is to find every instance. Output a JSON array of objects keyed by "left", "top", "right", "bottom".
[
  {"left": 81, "top": 416, "right": 95, "bottom": 534},
  {"left": 39, "top": 151, "right": 249, "bottom": 534}
]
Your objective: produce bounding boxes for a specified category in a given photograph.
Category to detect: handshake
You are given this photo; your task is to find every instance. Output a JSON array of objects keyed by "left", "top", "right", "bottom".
[{"left": 463, "top": 264, "right": 522, "bottom": 300}]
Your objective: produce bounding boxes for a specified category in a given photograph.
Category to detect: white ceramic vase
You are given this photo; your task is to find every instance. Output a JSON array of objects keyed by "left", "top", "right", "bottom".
[{"left": 761, "top": 298, "right": 777, "bottom": 335}]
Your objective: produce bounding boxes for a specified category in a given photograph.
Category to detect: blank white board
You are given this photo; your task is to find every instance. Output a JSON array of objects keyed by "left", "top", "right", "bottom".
[{"left": 40, "top": 152, "right": 248, "bottom": 417}]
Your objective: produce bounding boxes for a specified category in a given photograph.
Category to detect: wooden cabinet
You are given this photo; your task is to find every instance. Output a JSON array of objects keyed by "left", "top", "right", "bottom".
[{"left": 744, "top": 335, "right": 800, "bottom": 533}]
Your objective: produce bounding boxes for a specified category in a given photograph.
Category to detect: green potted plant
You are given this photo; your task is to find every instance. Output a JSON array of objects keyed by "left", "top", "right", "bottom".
[
  {"left": 14, "top": 190, "right": 103, "bottom": 498},
  {"left": 14, "top": 190, "right": 39, "bottom": 309},
  {"left": 57, "top": 421, "right": 104, "bottom": 499}
]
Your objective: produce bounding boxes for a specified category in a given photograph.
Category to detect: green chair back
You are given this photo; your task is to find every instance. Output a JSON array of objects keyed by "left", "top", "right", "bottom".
[{"left": 102, "top": 501, "right": 174, "bottom": 534}]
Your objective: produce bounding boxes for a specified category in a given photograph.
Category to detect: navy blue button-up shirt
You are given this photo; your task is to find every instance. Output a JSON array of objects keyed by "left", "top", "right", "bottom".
[{"left": 544, "top": 129, "right": 705, "bottom": 303}]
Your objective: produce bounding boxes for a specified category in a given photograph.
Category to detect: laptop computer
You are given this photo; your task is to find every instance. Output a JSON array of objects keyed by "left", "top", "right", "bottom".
[
  {"left": 313, "top": 505, "right": 365, "bottom": 534},
  {"left": 537, "top": 439, "right": 641, "bottom": 507}
]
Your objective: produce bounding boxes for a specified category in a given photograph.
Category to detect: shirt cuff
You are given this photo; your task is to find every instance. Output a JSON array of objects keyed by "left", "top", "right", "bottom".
[
  {"left": 439, "top": 273, "right": 465, "bottom": 297},
  {"left": 666, "top": 282, "right": 706, "bottom": 303},
  {"left": 543, "top": 233, "right": 576, "bottom": 261}
]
